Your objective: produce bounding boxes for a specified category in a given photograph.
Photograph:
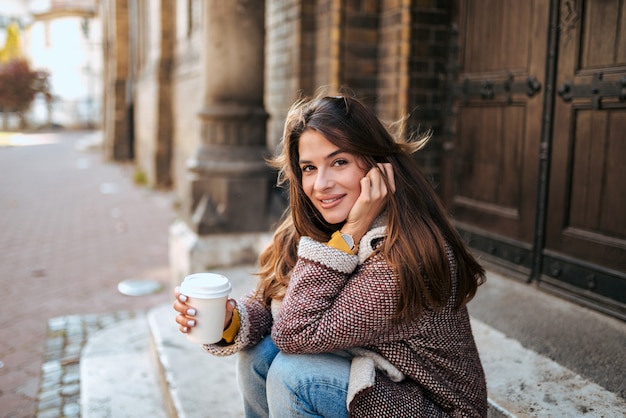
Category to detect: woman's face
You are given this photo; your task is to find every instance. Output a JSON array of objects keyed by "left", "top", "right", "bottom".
[{"left": 298, "top": 130, "right": 367, "bottom": 225}]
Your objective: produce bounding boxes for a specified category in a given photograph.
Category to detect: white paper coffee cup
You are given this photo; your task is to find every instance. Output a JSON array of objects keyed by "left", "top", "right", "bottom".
[{"left": 180, "top": 272, "right": 232, "bottom": 344}]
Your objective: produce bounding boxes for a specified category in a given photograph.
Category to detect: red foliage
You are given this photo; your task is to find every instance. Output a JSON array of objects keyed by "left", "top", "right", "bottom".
[{"left": 0, "top": 59, "right": 51, "bottom": 113}]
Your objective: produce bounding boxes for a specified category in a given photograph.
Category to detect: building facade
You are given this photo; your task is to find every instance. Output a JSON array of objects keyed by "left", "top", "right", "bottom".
[
  {"left": 0, "top": 0, "right": 102, "bottom": 130},
  {"left": 100, "top": 0, "right": 626, "bottom": 321}
]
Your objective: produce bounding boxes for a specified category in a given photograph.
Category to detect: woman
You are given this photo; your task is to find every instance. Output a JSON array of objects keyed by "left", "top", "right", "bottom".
[{"left": 174, "top": 94, "right": 487, "bottom": 417}]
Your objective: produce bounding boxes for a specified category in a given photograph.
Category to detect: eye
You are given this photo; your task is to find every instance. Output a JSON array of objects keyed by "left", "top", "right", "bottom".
[
  {"left": 301, "top": 164, "right": 315, "bottom": 173},
  {"left": 333, "top": 159, "right": 348, "bottom": 167}
]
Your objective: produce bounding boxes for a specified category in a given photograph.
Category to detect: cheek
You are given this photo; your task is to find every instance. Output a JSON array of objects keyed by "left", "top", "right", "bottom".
[
  {"left": 349, "top": 170, "right": 365, "bottom": 192},
  {"left": 301, "top": 177, "right": 314, "bottom": 199}
]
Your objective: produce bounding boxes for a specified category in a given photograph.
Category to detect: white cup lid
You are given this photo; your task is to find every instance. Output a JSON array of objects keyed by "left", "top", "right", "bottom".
[{"left": 180, "top": 273, "right": 231, "bottom": 298}]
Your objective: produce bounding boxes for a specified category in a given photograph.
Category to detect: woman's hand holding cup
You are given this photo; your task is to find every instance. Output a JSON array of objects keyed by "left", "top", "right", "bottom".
[
  {"left": 174, "top": 288, "right": 236, "bottom": 333},
  {"left": 173, "top": 287, "right": 197, "bottom": 334},
  {"left": 173, "top": 273, "right": 235, "bottom": 344}
]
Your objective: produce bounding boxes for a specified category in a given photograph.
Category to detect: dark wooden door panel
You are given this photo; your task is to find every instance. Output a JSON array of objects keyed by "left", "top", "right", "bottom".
[
  {"left": 445, "top": 0, "right": 626, "bottom": 319},
  {"left": 445, "top": 0, "right": 549, "bottom": 254},
  {"left": 462, "top": 0, "right": 533, "bottom": 73},
  {"left": 580, "top": 0, "right": 626, "bottom": 67},
  {"left": 569, "top": 110, "right": 626, "bottom": 240},
  {"left": 453, "top": 105, "right": 528, "bottom": 235},
  {"left": 547, "top": 107, "right": 626, "bottom": 272},
  {"left": 542, "top": 0, "right": 626, "bottom": 313}
]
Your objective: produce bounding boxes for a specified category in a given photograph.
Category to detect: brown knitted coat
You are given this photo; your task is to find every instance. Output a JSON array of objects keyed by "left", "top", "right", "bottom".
[{"left": 204, "top": 223, "right": 487, "bottom": 417}]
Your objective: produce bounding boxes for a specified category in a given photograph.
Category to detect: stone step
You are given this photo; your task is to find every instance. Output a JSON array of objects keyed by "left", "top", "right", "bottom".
[
  {"left": 80, "top": 266, "right": 626, "bottom": 417},
  {"left": 146, "top": 265, "right": 257, "bottom": 418},
  {"left": 470, "top": 318, "right": 626, "bottom": 417},
  {"left": 79, "top": 314, "right": 168, "bottom": 418},
  {"left": 148, "top": 304, "right": 244, "bottom": 418}
]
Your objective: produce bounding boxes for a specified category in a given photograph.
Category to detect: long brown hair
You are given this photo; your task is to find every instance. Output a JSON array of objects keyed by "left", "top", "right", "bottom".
[{"left": 257, "top": 94, "right": 485, "bottom": 319}]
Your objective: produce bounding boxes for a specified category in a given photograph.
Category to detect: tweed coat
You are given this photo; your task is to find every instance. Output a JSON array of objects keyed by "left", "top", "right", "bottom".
[{"left": 204, "top": 221, "right": 487, "bottom": 417}]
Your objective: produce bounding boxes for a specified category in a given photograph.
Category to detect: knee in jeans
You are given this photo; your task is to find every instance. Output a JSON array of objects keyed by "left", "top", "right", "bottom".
[
  {"left": 266, "top": 353, "right": 350, "bottom": 418},
  {"left": 239, "top": 337, "right": 279, "bottom": 379},
  {"left": 240, "top": 349, "right": 267, "bottom": 379},
  {"left": 266, "top": 353, "right": 308, "bottom": 391}
]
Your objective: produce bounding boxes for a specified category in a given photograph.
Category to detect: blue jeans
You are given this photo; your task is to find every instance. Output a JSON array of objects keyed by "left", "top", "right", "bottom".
[{"left": 237, "top": 336, "right": 350, "bottom": 418}]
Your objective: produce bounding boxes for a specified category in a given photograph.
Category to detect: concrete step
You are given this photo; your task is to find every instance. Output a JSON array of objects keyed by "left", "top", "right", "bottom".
[
  {"left": 80, "top": 266, "right": 626, "bottom": 418},
  {"left": 79, "top": 314, "right": 168, "bottom": 418},
  {"left": 470, "top": 318, "right": 626, "bottom": 417},
  {"left": 148, "top": 304, "right": 244, "bottom": 418},
  {"left": 145, "top": 265, "right": 256, "bottom": 418}
]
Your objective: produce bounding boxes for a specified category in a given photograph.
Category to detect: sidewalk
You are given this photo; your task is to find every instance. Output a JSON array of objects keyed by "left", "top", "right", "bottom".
[{"left": 0, "top": 131, "right": 176, "bottom": 418}]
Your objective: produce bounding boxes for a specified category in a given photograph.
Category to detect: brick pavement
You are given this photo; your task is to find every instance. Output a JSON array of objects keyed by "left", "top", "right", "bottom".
[{"left": 0, "top": 131, "right": 176, "bottom": 418}]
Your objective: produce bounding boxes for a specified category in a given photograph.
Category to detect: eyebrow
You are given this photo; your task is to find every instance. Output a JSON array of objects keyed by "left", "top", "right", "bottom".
[{"left": 299, "top": 149, "right": 346, "bottom": 165}]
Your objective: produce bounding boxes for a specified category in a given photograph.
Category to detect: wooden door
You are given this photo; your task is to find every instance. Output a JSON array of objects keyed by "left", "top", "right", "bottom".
[
  {"left": 443, "top": 0, "right": 550, "bottom": 274},
  {"left": 542, "top": 0, "right": 626, "bottom": 315}
]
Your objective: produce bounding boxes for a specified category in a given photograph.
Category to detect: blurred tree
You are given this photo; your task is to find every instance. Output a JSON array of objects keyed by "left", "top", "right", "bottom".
[
  {"left": 0, "top": 60, "right": 51, "bottom": 130},
  {"left": 0, "top": 23, "right": 51, "bottom": 130}
]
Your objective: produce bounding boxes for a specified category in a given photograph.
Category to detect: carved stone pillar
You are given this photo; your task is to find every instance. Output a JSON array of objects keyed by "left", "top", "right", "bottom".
[
  {"left": 170, "top": 0, "right": 271, "bottom": 282},
  {"left": 188, "top": 0, "right": 268, "bottom": 234}
]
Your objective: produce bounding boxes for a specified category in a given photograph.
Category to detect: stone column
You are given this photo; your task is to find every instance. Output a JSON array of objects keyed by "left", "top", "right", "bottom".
[
  {"left": 101, "top": 0, "right": 133, "bottom": 161},
  {"left": 170, "top": 0, "right": 271, "bottom": 281}
]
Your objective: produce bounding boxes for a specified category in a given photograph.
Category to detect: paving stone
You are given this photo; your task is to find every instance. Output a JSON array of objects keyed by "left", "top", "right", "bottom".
[
  {"left": 36, "top": 394, "right": 62, "bottom": 410},
  {"left": 36, "top": 409, "right": 62, "bottom": 418},
  {"left": 45, "top": 337, "right": 64, "bottom": 350},
  {"left": 47, "top": 317, "right": 67, "bottom": 333},
  {"left": 38, "top": 388, "right": 60, "bottom": 402},
  {"left": 41, "top": 360, "right": 62, "bottom": 375},
  {"left": 39, "top": 378, "right": 61, "bottom": 391},
  {"left": 0, "top": 131, "right": 175, "bottom": 417},
  {"left": 65, "top": 363, "right": 80, "bottom": 376},
  {"left": 41, "top": 370, "right": 63, "bottom": 386},
  {"left": 60, "top": 383, "right": 80, "bottom": 397},
  {"left": 62, "top": 371, "right": 80, "bottom": 385},
  {"left": 63, "top": 402, "right": 80, "bottom": 416}
]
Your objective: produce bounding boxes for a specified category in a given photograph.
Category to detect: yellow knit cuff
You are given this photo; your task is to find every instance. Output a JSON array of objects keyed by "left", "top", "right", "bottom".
[
  {"left": 328, "top": 231, "right": 354, "bottom": 254},
  {"left": 222, "top": 308, "right": 240, "bottom": 344}
]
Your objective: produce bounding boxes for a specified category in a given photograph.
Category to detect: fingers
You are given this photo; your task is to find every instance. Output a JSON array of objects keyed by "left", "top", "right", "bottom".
[
  {"left": 363, "top": 163, "right": 395, "bottom": 199},
  {"left": 173, "top": 289, "right": 237, "bottom": 334},
  {"left": 224, "top": 299, "right": 236, "bottom": 329},
  {"left": 175, "top": 310, "right": 196, "bottom": 333},
  {"left": 225, "top": 299, "right": 236, "bottom": 314},
  {"left": 173, "top": 286, "right": 197, "bottom": 334}
]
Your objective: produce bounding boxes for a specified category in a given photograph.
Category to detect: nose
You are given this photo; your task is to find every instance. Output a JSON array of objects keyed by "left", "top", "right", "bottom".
[{"left": 313, "top": 168, "right": 333, "bottom": 191}]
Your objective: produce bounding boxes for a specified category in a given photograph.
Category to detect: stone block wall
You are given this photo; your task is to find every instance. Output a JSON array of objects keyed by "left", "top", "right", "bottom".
[
  {"left": 171, "top": 0, "right": 203, "bottom": 203},
  {"left": 342, "top": 0, "right": 379, "bottom": 103},
  {"left": 265, "top": 0, "right": 307, "bottom": 150},
  {"left": 100, "top": 0, "right": 133, "bottom": 161},
  {"left": 264, "top": 0, "right": 450, "bottom": 186},
  {"left": 407, "top": 0, "right": 451, "bottom": 186},
  {"left": 103, "top": 0, "right": 452, "bottom": 205},
  {"left": 133, "top": 0, "right": 175, "bottom": 188}
]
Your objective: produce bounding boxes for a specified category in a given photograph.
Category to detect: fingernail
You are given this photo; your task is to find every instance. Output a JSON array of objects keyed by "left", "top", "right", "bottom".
[
  {"left": 229, "top": 300, "right": 236, "bottom": 309},
  {"left": 179, "top": 294, "right": 188, "bottom": 302},
  {"left": 186, "top": 308, "right": 196, "bottom": 316},
  {"left": 182, "top": 326, "right": 188, "bottom": 333},
  {"left": 187, "top": 319, "right": 196, "bottom": 327}
]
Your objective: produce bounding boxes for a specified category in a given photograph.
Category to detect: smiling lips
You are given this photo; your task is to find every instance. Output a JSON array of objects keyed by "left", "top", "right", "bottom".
[{"left": 318, "top": 194, "right": 345, "bottom": 209}]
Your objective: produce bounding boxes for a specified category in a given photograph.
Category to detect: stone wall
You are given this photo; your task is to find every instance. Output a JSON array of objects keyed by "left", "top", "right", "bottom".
[
  {"left": 103, "top": 0, "right": 451, "bottom": 204},
  {"left": 265, "top": 0, "right": 310, "bottom": 150},
  {"left": 100, "top": 0, "right": 132, "bottom": 161},
  {"left": 170, "top": 0, "right": 203, "bottom": 204},
  {"left": 264, "top": 0, "right": 449, "bottom": 184},
  {"left": 407, "top": 1, "right": 451, "bottom": 185},
  {"left": 132, "top": 0, "right": 175, "bottom": 188}
]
